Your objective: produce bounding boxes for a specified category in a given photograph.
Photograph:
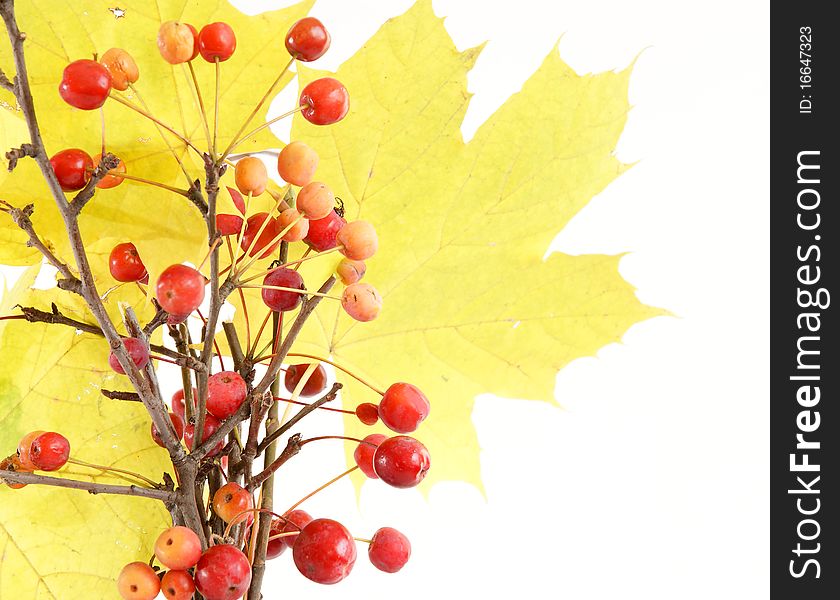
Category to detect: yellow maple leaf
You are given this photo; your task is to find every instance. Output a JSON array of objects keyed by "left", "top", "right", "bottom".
[
  {"left": 0, "top": 0, "right": 663, "bottom": 596},
  {"left": 0, "top": 266, "right": 170, "bottom": 599}
]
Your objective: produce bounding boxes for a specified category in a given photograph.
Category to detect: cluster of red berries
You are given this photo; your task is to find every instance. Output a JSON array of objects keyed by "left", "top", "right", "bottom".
[
  {"left": 118, "top": 526, "right": 251, "bottom": 600},
  {"left": 1, "top": 430, "right": 70, "bottom": 489},
  {"left": 19, "top": 11, "right": 435, "bottom": 599}
]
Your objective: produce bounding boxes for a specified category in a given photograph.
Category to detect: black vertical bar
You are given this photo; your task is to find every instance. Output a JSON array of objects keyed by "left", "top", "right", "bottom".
[{"left": 771, "top": 4, "right": 838, "bottom": 598}]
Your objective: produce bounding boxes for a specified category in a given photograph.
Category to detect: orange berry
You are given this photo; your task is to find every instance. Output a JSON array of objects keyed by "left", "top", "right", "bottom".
[
  {"left": 117, "top": 562, "right": 160, "bottom": 600},
  {"left": 336, "top": 220, "right": 378, "bottom": 260},
  {"left": 277, "top": 141, "right": 319, "bottom": 186},
  {"left": 234, "top": 156, "right": 267, "bottom": 196},
  {"left": 278, "top": 207, "right": 309, "bottom": 242},
  {"left": 154, "top": 526, "right": 202, "bottom": 570},
  {"left": 158, "top": 21, "right": 195, "bottom": 64},
  {"left": 100, "top": 48, "right": 139, "bottom": 91},
  {"left": 342, "top": 282, "right": 382, "bottom": 322},
  {"left": 296, "top": 181, "right": 334, "bottom": 220},
  {"left": 336, "top": 258, "right": 366, "bottom": 285}
]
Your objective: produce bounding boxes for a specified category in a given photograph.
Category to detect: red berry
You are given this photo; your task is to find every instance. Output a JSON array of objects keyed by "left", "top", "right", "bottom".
[
  {"left": 194, "top": 544, "right": 252, "bottom": 600},
  {"left": 49, "top": 148, "right": 93, "bottom": 191},
  {"left": 304, "top": 209, "right": 345, "bottom": 252},
  {"left": 59, "top": 59, "right": 112, "bottom": 110},
  {"left": 171, "top": 388, "right": 197, "bottom": 421},
  {"left": 293, "top": 518, "right": 357, "bottom": 584},
  {"left": 212, "top": 482, "right": 254, "bottom": 526},
  {"left": 184, "top": 414, "right": 224, "bottom": 456},
  {"left": 207, "top": 371, "right": 247, "bottom": 420},
  {"left": 355, "top": 402, "right": 379, "bottom": 426},
  {"left": 300, "top": 78, "right": 349, "bottom": 125},
  {"left": 198, "top": 22, "right": 237, "bottom": 63},
  {"left": 261, "top": 268, "right": 305, "bottom": 312},
  {"left": 151, "top": 412, "right": 185, "bottom": 448},
  {"left": 378, "top": 383, "right": 431, "bottom": 433},
  {"left": 155, "top": 526, "right": 203, "bottom": 570},
  {"left": 280, "top": 509, "right": 313, "bottom": 549},
  {"left": 368, "top": 527, "right": 411, "bottom": 573},
  {"left": 109, "top": 242, "right": 147, "bottom": 282},
  {"left": 117, "top": 561, "right": 160, "bottom": 600},
  {"left": 156, "top": 264, "right": 206, "bottom": 315},
  {"left": 108, "top": 337, "right": 150, "bottom": 375},
  {"left": 354, "top": 433, "right": 386, "bottom": 479},
  {"left": 30, "top": 432, "right": 70, "bottom": 471},
  {"left": 286, "top": 17, "right": 331, "bottom": 62},
  {"left": 283, "top": 363, "right": 328, "bottom": 396},
  {"left": 240, "top": 212, "right": 282, "bottom": 258},
  {"left": 216, "top": 213, "right": 244, "bottom": 236},
  {"left": 373, "top": 435, "right": 430, "bottom": 488},
  {"left": 161, "top": 569, "right": 196, "bottom": 600},
  {"left": 266, "top": 518, "right": 288, "bottom": 559}
]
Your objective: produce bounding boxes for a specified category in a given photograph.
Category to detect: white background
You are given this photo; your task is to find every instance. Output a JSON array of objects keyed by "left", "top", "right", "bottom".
[{"left": 1, "top": 1, "right": 769, "bottom": 598}]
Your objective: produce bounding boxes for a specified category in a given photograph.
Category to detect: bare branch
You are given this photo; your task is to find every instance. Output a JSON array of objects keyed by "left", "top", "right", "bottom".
[
  {"left": 5, "top": 142, "right": 34, "bottom": 171},
  {"left": 257, "top": 383, "right": 342, "bottom": 455},
  {"left": 70, "top": 152, "right": 121, "bottom": 214},
  {"left": 2, "top": 203, "right": 82, "bottom": 294},
  {"left": 0, "top": 66, "right": 13, "bottom": 91},
  {"left": 248, "top": 434, "right": 302, "bottom": 492},
  {"left": 0, "top": 470, "right": 176, "bottom": 502},
  {"left": 101, "top": 389, "right": 141, "bottom": 401}
]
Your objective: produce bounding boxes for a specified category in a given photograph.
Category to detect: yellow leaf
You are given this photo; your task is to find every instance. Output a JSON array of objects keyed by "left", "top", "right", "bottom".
[
  {"left": 287, "top": 0, "right": 664, "bottom": 492},
  {"left": 0, "top": 267, "right": 169, "bottom": 599}
]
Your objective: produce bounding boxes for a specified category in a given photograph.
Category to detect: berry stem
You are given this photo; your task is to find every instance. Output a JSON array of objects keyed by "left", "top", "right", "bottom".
[
  {"left": 282, "top": 466, "right": 359, "bottom": 514},
  {"left": 354, "top": 537, "right": 373, "bottom": 544},
  {"left": 197, "top": 236, "right": 223, "bottom": 272},
  {"left": 85, "top": 168, "right": 190, "bottom": 196},
  {"left": 213, "top": 57, "right": 221, "bottom": 158},
  {"left": 65, "top": 457, "right": 160, "bottom": 488},
  {"left": 128, "top": 83, "right": 193, "bottom": 185},
  {"left": 273, "top": 396, "right": 355, "bottom": 415},
  {"left": 99, "top": 105, "right": 106, "bottom": 156},
  {"left": 255, "top": 382, "right": 343, "bottom": 455},
  {"left": 300, "top": 435, "right": 373, "bottom": 447},
  {"left": 249, "top": 309, "right": 273, "bottom": 358},
  {"left": 108, "top": 92, "right": 202, "bottom": 155},
  {"left": 234, "top": 213, "right": 304, "bottom": 277},
  {"left": 184, "top": 62, "right": 215, "bottom": 159},
  {"left": 225, "top": 105, "right": 306, "bottom": 157},
  {"left": 236, "top": 246, "right": 342, "bottom": 285},
  {"left": 241, "top": 284, "right": 341, "bottom": 301},
  {"left": 219, "top": 56, "right": 294, "bottom": 163}
]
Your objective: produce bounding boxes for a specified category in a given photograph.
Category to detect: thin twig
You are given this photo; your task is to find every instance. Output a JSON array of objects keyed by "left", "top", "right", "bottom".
[
  {"left": 248, "top": 434, "right": 302, "bottom": 492},
  {"left": 0, "top": 470, "right": 176, "bottom": 502},
  {"left": 257, "top": 383, "right": 342, "bottom": 455}
]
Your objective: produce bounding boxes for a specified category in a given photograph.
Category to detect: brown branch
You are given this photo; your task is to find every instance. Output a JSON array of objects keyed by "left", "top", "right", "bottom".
[
  {"left": 1, "top": 2, "right": 207, "bottom": 545},
  {"left": 189, "top": 394, "right": 252, "bottom": 463},
  {"left": 0, "top": 470, "right": 176, "bottom": 502},
  {"left": 248, "top": 434, "right": 302, "bottom": 492},
  {"left": 2, "top": 203, "right": 82, "bottom": 294},
  {"left": 16, "top": 304, "right": 205, "bottom": 371},
  {"left": 257, "top": 382, "right": 342, "bottom": 455},
  {"left": 70, "top": 152, "right": 120, "bottom": 214},
  {"left": 5, "top": 142, "right": 34, "bottom": 171},
  {"left": 0, "top": 66, "right": 13, "bottom": 91},
  {"left": 101, "top": 389, "right": 141, "bottom": 401}
]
